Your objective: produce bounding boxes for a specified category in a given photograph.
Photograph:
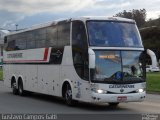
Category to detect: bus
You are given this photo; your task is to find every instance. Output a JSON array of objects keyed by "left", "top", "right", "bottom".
[{"left": 3, "top": 17, "right": 146, "bottom": 106}]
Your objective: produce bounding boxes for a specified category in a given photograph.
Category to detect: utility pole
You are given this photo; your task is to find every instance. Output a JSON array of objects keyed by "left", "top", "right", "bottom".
[{"left": 15, "top": 24, "right": 18, "bottom": 31}]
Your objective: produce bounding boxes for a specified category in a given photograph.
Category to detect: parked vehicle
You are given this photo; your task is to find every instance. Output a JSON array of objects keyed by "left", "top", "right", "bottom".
[{"left": 146, "top": 65, "right": 160, "bottom": 72}]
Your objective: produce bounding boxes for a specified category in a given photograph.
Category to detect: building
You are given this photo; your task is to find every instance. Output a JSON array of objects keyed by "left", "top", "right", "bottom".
[{"left": 0, "top": 30, "right": 10, "bottom": 66}]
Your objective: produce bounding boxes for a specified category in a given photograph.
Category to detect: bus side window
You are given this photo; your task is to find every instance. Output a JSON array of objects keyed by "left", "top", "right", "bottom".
[
  {"left": 6, "top": 40, "right": 15, "bottom": 51},
  {"left": 46, "top": 26, "right": 57, "bottom": 47},
  {"left": 50, "top": 22, "right": 70, "bottom": 64},
  {"left": 4, "top": 36, "right": 7, "bottom": 43},
  {"left": 57, "top": 22, "right": 70, "bottom": 47},
  {"left": 15, "top": 38, "right": 27, "bottom": 50},
  {"left": 27, "top": 32, "right": 36, "bottom": 49},
  {"left": 50, "top": 48, "right": 63, "bottom": 64},
  {"left": 35, "top": 28, "right": 47, "bottom": 48}
]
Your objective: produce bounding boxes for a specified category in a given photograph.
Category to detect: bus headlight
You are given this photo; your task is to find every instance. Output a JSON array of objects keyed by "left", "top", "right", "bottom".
[
  {"left": 137, "top": 89, "right": 144, "bottom": 93},
  {"left": 94, "top": 89, "right": 107, "bottom": 94},
  {"left": 97, "top": 89, "right": 103, "bottom": 94}
]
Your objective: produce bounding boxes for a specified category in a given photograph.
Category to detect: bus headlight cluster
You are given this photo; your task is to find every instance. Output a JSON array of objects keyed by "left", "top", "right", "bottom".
[
  {"left": 137, "top": 89, "right": 144, "bottom": 93},
  {"left": 93, "top": 89, "right": 107, "bottom": 94}
]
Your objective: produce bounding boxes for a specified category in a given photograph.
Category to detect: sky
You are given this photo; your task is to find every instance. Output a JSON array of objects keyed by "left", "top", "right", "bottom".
[{"left": 0, "top": 0, "right": 160, "bottom": 30}]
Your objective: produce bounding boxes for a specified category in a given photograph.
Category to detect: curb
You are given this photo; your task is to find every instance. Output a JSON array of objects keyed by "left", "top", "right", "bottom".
[{"left": 147, "top": 91, "right": 160, "bottom": 95}]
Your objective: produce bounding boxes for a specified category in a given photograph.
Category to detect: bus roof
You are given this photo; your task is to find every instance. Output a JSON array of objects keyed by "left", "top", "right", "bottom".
[
  {"left": 7, "top": 16, "right": 135, "bottom": 36},
  {"left": 71, "top": 16, "right": 135, "bottom": 23}
]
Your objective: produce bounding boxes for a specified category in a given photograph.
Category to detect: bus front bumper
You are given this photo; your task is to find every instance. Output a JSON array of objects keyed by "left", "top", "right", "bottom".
[{"left": 91, "top": 92, "right": 146, "bottom": 103}]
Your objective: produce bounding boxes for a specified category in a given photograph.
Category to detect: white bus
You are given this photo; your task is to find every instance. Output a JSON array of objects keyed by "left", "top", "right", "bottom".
[{"left": 3, "top": 17, "right": 146, "bottom": 106}]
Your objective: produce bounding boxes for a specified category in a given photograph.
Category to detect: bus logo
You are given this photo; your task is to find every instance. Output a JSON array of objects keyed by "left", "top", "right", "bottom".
[{"left": 120, "top": 88, "right": 124, "bottom": 93}]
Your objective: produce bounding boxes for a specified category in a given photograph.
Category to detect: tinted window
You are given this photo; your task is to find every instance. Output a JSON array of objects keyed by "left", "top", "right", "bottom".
[
  {"left": 6, "top": 34, "right": 27, "bottom": 51},
  {"left": 27, "top": 32, "right": 36, "bottom": 49},
  {"left": 49, "top": 48, "right": 63, "bottom": 64},
  {"left": 72, "top": 21, "right": 89, "bottom": 80},
  {"left": 4, "top": 36, "right": 7, "bottom": 43},
  {"left": 35, "top": 28, "right": 47, "bottom": 48},
  {"left": 87, "top": 21, "right": 143, "bottom": 47},
  {"left": 5, "top": 22, "right": 70, "bottom": 51},
  {"left": 27, "top": 40, "right": 36, "bottom": 49},
  {"left": 58, "top": 22, "right": 70, "bottom": 47},
  {"left": 15, "top": 38, "right": 26, "bottom": 50},
  {"left": 46, "top": 26, "right": 57, "bottom": 47},
  {"left": 6, "top": 37, "right": 15, "bottom": 51},
  {"left": 72, "top": 21, "right": 87, "bottom": 48}
]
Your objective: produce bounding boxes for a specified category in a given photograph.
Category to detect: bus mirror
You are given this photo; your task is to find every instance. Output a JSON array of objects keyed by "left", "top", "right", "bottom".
[{"left": 88, "top": 48, "right": 95, "bottom": 69}]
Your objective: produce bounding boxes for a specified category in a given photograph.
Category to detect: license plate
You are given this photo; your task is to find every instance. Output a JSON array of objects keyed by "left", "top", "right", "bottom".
[{"left": 117, "top": 96, "right": 127, "bottom": 102}]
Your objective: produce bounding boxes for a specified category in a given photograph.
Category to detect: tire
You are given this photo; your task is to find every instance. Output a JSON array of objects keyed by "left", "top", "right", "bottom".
[
  {"left": 11, "top": 81, "right": 18, "bottom": 95},
  {"left": 64, "top": 84, "right": 75, "bottom": 106},
  {"left": 18, "top": 81, "right": 25, "bottom": 96},
  {"left": 109, "top": 102, "right": 119, "bottom": 107}
]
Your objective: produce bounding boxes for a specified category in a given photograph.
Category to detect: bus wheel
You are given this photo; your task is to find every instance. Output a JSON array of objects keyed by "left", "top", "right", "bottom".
[
  {"left": 11, "top": 81, "right": 18, "bottom": 95},
  {"left": 18, "top": 80, "right": 25, "bottom": 96},
  {"left": 64, "top": 84, "right": 74, "bottom": 106},
  {"left": 109, "top": 102, "right": 119, "bottom": 107}
]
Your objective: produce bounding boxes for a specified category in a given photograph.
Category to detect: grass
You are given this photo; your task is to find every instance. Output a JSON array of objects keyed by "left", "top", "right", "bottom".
[
  {"left": 0, "top": 68, "right": 3, "bottom": 81},
  {"left": 146, "top": 72, "right": 160, "bottom": 93}
]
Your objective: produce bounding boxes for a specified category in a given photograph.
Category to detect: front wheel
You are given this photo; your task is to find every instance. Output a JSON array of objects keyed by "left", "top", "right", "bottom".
[{"left": 64, "top": 84, "right": 75, "bottom": 106}]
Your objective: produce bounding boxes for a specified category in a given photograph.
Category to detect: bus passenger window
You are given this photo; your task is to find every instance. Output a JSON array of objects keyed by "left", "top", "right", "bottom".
[
  {"left": 49, "top": 48, "right": 64, "bottom": 64},
  {"left": 15, "top": 39, "right": 27, "bottom": 50},
  {"left": 4, "top": 36, "right": 7, "bottom": 43},
  {"left": 58, "top": 22, "right": 70, "bottom": 47},
  {"left": 46, "top": 26, "right": 57, "bottom": 47},
  {"left": 27, "top": 41, "right": 36, "bottom": 49},
  {"left": 6, "top": 40, "right": 15, "bottom": 51}
]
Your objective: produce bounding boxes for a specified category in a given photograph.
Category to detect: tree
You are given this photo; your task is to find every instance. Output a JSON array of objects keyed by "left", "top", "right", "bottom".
[
  {"left": 114, "top": 9, "right": 146, "bottom": 28},
  {"left": 140, "top": 26, "right": 160, "bottom": 49}
]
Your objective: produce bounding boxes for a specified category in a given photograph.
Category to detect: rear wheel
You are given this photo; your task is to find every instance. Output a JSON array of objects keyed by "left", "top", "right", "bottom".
[{"left": 11, "top": 81, "right": 18, "bottom": 95}]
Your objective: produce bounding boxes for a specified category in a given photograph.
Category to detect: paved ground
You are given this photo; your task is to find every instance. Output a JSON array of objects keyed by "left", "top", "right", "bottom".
[{"left": 0, "top": 81, "right": 160, "bottom": 120}]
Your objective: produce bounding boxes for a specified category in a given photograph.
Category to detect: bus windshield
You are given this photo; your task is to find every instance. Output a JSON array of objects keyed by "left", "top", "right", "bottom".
[
  {"left": 92, "top": 50, "right": 145, "bottom": 83},
  {"left": 87, "top": 21, "right": 143, "bottom": 47}
]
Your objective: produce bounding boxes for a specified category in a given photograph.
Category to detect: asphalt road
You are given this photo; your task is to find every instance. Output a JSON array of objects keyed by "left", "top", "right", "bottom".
[{"left": 0, "top": 81, "right": 160, "bottom": 120}]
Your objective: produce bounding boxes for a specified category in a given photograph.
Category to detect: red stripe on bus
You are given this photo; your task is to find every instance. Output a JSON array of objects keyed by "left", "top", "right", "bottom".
[
  {"left": 3, "top": 48, "right": 49, "bottom": 63},
  {"left": 43, "top": 48, "right": 49, "bottom": 61},
  {"left": 4, "top": 59, "right": 48, "bottom": 63}
]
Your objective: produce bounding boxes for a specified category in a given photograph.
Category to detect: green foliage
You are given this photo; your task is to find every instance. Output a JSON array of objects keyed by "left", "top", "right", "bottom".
[
  {"left": 114, "top": 9, "right": 159, "bottom": 49},
  {"left": 144, "top": 18, "right": 160, "bottom": 27},
  {"left": 147, "top": 72, "right": 160, "bottom": 93},
  {"left": 140, "top": 26, "right": 160, "bottom": 49},
  {"left": 114, "top": 9, "right": 146, "bottom": 28}
]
